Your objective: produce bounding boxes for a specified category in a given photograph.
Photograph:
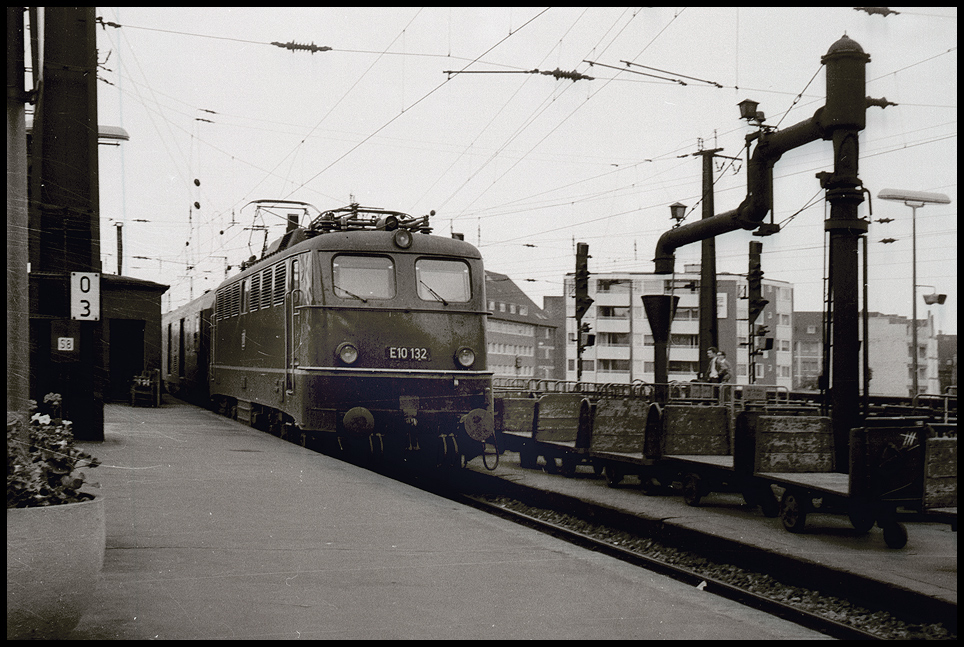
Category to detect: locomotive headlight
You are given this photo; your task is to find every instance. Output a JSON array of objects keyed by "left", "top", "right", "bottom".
[
  {"left": 336, "top": 342, "right": 359, "bottom": 365},
  {"left": 455, "top": 347, "right": 476, "bottom": 368},
  {"left": 393, "top": 229, "right": 413, "bottom": 249}
]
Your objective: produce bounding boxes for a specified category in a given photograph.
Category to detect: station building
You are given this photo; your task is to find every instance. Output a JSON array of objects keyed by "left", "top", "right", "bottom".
[
  {"left": 561, "top": 265, "right": 793, "bottom": 388},
  {"left": 483, "top": 271, "right": 560, "bottom": 381},
  {"left": 794, "top": 310, "right": 944, "bottom": 397}
]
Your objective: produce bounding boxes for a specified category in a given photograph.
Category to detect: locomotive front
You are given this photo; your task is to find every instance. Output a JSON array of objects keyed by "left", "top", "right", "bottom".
[{"left": 287, "top": 210, "right": 493, "bottom": 465}]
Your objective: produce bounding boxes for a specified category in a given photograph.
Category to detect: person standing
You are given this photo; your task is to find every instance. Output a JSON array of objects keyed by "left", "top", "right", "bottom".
[{"left": 706, "top": 347, "right": 731, "bottom": 383}]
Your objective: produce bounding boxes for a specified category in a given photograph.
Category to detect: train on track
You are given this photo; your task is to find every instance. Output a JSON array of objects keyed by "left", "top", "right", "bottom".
[
  {"left": 491, "top": 376, "right": 957, "bottom": 549},
  {"left": 162, "top": 201, "right": 494, "bottom": 467}
]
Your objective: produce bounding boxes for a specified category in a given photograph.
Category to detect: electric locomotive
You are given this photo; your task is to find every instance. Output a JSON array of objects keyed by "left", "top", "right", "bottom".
[{"left": 162, "top": 202, "right": 494, "bottom": 466}]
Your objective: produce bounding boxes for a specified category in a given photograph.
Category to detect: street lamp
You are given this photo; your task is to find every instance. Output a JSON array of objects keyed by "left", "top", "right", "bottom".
[
  {"left": 877, "top": 188, "right": 952, "bottom": 396},
  {"left": 669, "top": 202, "right": 687, "bottom": 228}
]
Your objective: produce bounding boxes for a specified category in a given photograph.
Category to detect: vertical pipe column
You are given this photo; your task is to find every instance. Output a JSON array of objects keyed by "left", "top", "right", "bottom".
[{"left": 820, "top": 36, "right": 870, "bottom": 471}]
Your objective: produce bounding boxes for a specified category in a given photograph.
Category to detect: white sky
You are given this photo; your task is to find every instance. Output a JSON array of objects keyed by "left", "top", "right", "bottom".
[{"left": 86, "top": 7, "right": 956, "bottom": 333}]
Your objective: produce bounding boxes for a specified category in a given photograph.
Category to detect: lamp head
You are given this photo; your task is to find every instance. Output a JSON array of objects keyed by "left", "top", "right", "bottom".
[
  {"left": 669, "top": 202, "right": 687, "bottom": 226},
  {"left": 877, "top": 188, "right": 951, "bottom": 205}
]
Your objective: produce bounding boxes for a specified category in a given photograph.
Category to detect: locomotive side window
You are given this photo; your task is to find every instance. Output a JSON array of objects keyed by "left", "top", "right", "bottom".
[
  {"left": 332, "top": 255, "right": 396, "bottom": 300},
  {"left": 416, "top": 258, "right": 471, "bottom": 303}
]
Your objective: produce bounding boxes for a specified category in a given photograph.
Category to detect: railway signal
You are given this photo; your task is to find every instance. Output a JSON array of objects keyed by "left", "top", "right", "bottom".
[
  {"left": 747, "top": 241, "right": 768, "bottom": 324},
  {"left": 575, "top": 243, "right": 593, "bottom": 320},
  {"left": 574, "top": 242, "right": 593, "bottom": 382}
]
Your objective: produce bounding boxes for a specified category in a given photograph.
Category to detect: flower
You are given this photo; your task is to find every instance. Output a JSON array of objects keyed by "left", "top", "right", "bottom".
[{"left": 7, "top": 393, "right": 101, "bottom": 508}]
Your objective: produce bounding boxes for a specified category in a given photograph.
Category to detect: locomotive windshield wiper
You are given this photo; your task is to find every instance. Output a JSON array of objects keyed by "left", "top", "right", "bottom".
[
  {"left": 419, "top": 280, "right": 448, "bottom": 306},
  {"left": 334, "top": 285, "right": 368, "bottom": 303}
]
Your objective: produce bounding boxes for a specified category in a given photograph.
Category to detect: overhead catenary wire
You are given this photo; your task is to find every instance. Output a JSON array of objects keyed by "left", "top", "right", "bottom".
[{"left": 95, "top": 8, "right": 956, "bottom": 319}]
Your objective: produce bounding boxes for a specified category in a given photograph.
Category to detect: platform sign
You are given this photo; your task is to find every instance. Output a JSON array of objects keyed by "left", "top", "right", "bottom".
[{"left": 70, "top": 272, "right": 100, "bottom": 321}]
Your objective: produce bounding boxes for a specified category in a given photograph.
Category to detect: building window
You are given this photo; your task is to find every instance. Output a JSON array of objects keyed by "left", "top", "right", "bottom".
[
  {"left": 600, "top": 332, "right": 630, "bottom": 346},
  {"left": 599, "top": 306, "right": 629, "bottom": 319},
  {"left": 673, "top": 307, "right": 698, "bottom": 321},
  {"left": 599, "top": 359, "right": 630, "bottom": 373},
  {"left": 669, "top": 360, "right": 699, "bottom": 374},
  {"left": 806, "top": 325, "right": 817, "bottom": 334},
  {"left": 598, "top": 279, "right": 630, "bottom": 294}
]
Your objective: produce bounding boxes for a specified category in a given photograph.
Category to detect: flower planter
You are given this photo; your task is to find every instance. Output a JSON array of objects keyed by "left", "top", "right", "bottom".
[{"left": 7, "top": 496, "right": 106, "bottom": 639}]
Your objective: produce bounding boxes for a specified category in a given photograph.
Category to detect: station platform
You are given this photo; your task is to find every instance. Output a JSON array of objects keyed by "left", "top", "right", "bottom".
[
  {"left": 71, "top": 399, "right": 827, "bottom": 640},
  {"left": 463, "top": 449, "right": 958, "bottom": 613}
]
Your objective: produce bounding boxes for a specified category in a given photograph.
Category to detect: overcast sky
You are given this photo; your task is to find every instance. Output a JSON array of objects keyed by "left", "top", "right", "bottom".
[{"left": 84, "top": 7, "right": 956, "bottom": 333}]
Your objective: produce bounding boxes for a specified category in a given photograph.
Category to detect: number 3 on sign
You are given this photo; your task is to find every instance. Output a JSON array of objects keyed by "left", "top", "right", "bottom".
[{"left": 70, "top": 272, "right": 101, "bottom": 321}]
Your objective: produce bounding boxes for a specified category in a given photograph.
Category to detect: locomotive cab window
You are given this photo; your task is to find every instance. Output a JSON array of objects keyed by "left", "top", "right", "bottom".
[
  {"left": 332, "top": 255, "right": 396, "bottom": 300},
  {"left": 416, "top": 258, "right": 471, "bottom": 304}
]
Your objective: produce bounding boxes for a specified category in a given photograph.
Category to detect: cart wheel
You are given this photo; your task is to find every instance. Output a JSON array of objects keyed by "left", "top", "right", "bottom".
[
  {"left": 759, "top": 489, "right": 780, "bottom": 518},
  {"left": 560, "top": 457, "right": 577, "bottom": 477},
  {"left": 603, "top": 465, "right": 623, "bottom": 488},
  {"left": 543, "top": 457, "right": 558, "bottom": 474},
  {"left": 639, "top": 477, "right": 662, "bottom": 496},
  {"left": 683, "top": 474, "right": 703, "bottom": 507},
  {"left": 847, "top": 505, "right": 875, "bottom": 534},
  {"left": 882, "top": 522, "right": 908, "bottom": 549},
  {"left": 780, "top": 489, "right": 808, "bottom": 533},
  {"left": 746, "top": 485, "right": 779, "bottom": 517}
]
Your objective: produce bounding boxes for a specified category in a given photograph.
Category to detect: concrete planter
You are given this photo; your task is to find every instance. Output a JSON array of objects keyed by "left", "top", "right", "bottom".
[{"left": 7, "top": 496, "right": 106, "bottom": 639}]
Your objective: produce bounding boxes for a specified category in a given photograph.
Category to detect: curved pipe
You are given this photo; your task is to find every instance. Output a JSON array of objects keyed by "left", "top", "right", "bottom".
[{"left": 654, "top": 108, "right": 825, "bottom": 274}]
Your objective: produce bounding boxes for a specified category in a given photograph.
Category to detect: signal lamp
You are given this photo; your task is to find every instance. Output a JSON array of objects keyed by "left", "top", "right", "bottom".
[
  {"left": 455, "top": 347, "right": 475, "bottom": 368},
  {"left": 336, "top": 342, "right": 359, "bottom": 365},
  {"left": 393, "top": 229, "right": 413, "bottom": 249}
]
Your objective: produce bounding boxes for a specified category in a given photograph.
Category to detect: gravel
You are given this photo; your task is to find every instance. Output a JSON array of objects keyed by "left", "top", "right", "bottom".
[{"left": 483, "top": 495, "right": 956, "bottom": 641}]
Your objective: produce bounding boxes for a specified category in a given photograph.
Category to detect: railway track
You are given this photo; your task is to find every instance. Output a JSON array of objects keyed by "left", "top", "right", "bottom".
[
  {"left": 435, "top": 468, "right": 954, "bottom": 641},
  {"left": 464, "top": 494, "right": 884, "bottom": 641}
]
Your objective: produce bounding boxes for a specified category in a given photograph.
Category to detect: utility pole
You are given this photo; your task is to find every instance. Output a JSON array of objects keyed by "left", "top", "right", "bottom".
[
  {"left": 692, "top": 147, "right": 722, "bottom": 378},
  {"left": 690, "top": 144, "right": 741, "bottom": 377}
]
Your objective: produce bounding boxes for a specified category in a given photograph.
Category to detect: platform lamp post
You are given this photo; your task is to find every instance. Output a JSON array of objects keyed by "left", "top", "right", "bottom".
[{"left": 877, "top": 189, "right": 951, "bottom": 396}]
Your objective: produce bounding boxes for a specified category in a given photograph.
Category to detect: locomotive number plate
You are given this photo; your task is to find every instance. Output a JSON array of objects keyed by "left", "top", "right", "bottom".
[{"left": 385, "top": 346, "right": 431, "bottom": 361}]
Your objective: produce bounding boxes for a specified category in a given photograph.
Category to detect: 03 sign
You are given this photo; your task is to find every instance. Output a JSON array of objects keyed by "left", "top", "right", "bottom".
[{"left": 70, "top": 272, "right": 100, "bottom": 321}]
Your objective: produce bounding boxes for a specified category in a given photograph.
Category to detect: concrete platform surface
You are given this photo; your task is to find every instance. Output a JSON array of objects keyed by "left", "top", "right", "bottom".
[{"left": 70, "top": 400, "right": 829, "bottom": 639}]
